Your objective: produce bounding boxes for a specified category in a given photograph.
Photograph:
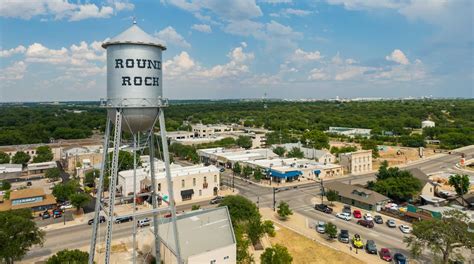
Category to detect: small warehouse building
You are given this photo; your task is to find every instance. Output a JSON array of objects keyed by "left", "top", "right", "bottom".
[
  {"left": 0, "top": 188, "right": 56, "bottom": 212},
  {"left": 157, "top": 207, "right": 236, "bottom": 264},
  {"left": 0, "top": 164, "right": 23, "bottom": 180},
  {"left": 27, "top": 161, "right": 57, "bottom": 175},
  {"left": 325, "top": 182, "right": 390, "bottom": 211}
]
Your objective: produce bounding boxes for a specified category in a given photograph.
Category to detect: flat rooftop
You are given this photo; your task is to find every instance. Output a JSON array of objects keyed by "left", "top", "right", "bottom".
[
  {"left": 246, "top": 158, "right": 341, "bottom": 170},
  {"left": 156, "top": 207, "right": 235, "bottom": 259},
  {"left": 119, "top": 164, "right": 218, "bottom": 180}
]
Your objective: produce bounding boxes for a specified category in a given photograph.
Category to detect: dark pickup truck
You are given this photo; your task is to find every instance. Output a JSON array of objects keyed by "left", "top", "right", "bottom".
[{"left": 314, "top": 204, "right": 333, "bottom": 214}]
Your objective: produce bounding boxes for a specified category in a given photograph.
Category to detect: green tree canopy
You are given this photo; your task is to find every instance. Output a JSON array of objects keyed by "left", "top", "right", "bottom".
[
  {"left": 232, "top": 162, "right": 241, "bottom": 175},
  {"left": 108, "top": 150, "right": 141, "bottom": 172},
  {"left": 261, "top": 244, "right": 293, "bottom": 264},
  {"left": 360, "top": 139, "right": 379, "bottom": 158},
  {"left": 302, "top": 130, "right": 330, "bottom": 149},
  {"left": 46, "top": 249, "right": 90, "bottom": 264},
  {"left": 273, "top": 146, "right": 286, "bottom": 157},
  {"left": 219, "top": 195, "right": 260, "bottom": 226},
  {"left": 33, "top": 146, "right": 54, "bottom": 163},
  {"left": 404, "top": 210, "right": 474, "bottom": 264},
  {"left": 0, "top": 151, "right": 10, "bottom": 164},
  {"left": 0, "top": 180, "right": 11, "bottom": 191},
  {"left": 325, "top": 222, "right": 337, "bottom": 239},
  {"left": 242, "top": 166, "right": 253, "bottom": 178},
  {"left": 84, "top": 169, "right": 100, "bottom": 187},
  {"left": 45, "top": 167, "right": 61, "bottom": 181},
  {"left": 448, "top": 174, "right": 470, "bottom": 197},
  {"left": 70, "top": 193, "right": 91, "bottom": 211},
  {"left": 52, "top": 180, "right": 79, "bottom": 202},
  {"left": 11, "top": 151, "right": 30, "bottom": 166},
  {"left": 325, "top": 190, "right": 339, "bottom": 205},
  {"left": 286, "top": 147, "right": 304, "bottom": 158},
  {"left": 277, "top": 201, "right": 293, "bottom": 220},
  {"left": 0, "top": 209, "right": 45, "bottom": 264},
  {"left": 236, "top": 136, "right": 253, "bottom": 149},
  {"left": 254, "top": 169, "right": 263, "bottom": 182}
]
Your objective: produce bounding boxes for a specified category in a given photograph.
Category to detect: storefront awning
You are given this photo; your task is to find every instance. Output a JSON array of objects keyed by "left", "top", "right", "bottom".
[{"left": 181, "top": 189, "right": 194, "bottom": 196}]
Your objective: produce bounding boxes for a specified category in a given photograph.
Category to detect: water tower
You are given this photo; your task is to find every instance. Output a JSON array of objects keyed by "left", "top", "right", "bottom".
[{"left": 88, "top": 21, "right": 182, "bottom": 264}]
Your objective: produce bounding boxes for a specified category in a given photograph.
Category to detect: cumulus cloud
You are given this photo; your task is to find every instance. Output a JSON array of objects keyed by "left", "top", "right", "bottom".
[
  {"left": 0, "top": 45, "right": 26, "bottom": 57},
  {"left": 191, "top": 24, "right": 212, "bottom": 33},
  {"left": 293, "top": 49, "right": 322, "bottom": 62},
  {"left": 272, "top": 8, "right": 313, "bottom": 17},
  {"left": 260, "top": 0, "right": 292, "bottom": 3},
  {"left": 0, "top": 61, "right": 27, "bottom": 81},
  {"left": 155, "top": 26, "right": 191, "bottom": 48},
  {"left": 0, "top": 0, "right": 133, "bottom": 21},
  {"left": 385, "top": 49, "right": 409, "bottom": 65}
]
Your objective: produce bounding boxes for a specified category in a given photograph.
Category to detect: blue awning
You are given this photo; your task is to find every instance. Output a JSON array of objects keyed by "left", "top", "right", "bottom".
[
  {"left": 267, "top": 169, "right": 302, "bottom": 178},
  {"left": 314, "top": 170, "right": 321, "bottom": 175}
]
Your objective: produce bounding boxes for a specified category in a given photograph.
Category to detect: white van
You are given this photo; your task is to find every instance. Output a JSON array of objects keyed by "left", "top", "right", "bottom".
[{"left": 137, "top": 218, "right": 151, "bottom": 227}]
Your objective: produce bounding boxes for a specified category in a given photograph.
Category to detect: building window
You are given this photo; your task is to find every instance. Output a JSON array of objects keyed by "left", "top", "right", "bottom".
[
  {"left": 158, "top": 183, "right": 161, "bottom": 192},
  {"left": 210, "top": 260, "right": 216, "bottom": 264},
  {"left": 181, "top": 180, "right": 185, "bottom": 188},
  {"left": 199, "top": 190, "right": 202, "bottom": 196},
  {"left": 193, "top": 178, "right": 196, "bottom": 186},
  {"left": 224, "top": 256, "right": 229, "bottom": 260},
  {"left": 214, "top": 175, "right": 217, "bottom": 183}
]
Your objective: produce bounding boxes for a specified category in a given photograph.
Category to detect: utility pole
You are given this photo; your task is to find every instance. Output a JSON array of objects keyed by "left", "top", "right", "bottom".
[
  {"left": 320, "top": 178, "right": 324, "bottom": 204},
  {"left": 273, "top": 187, "right": 277, "bottom": 211},
  {"left": 257, "top": 196, "right": 260, "bottom": 209},
  {"left": 232, "top": 171, "right": 235, "bottom": 192}
]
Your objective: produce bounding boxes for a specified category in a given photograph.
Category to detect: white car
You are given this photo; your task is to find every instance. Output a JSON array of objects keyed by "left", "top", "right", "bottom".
[
  {"left": 363, "top": 213, "right": 373, "bottom": 222},
  {"left": 60, "top": 203, "right": 73, "bottom": 210},
  {"left": 316, "top": 221, "right": 326, "bottom": 233},
  {"left": 336, "top": 212, "right": 352, "bottom": 221},
  {"left": 399, "top": 224, "right": 411, "bottom": 234}
]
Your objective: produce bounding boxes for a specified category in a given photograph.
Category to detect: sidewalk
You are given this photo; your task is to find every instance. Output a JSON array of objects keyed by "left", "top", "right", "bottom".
[{"left": 260, "top": 207, "right": 386, "bottom": 264}]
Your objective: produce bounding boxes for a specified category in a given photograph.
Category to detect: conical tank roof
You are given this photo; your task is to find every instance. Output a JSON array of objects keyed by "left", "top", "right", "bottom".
[{"left": 102, "top": 23, "right": 166, "bottom": 50}]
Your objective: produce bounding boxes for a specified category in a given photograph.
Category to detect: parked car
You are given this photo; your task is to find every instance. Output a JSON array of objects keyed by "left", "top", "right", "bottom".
[
  {"left": 374, "top": 215, "right": 383, "bottom": 224},
  {"left": 60, "top": 202, "right": 73, "bottom": 210},
  {"left": 314, "top": 204, "right": 333, "bottom": 214},
  {"left": 342, "top": 205, "right": 351, "bottom": 214},
  {"left": 380, "top": 248, "right": 392, "bottom": 262},
  {"left": 115, "top": 216, "right": 133, "bottom": 224},
  {"left": 393, "top": 253, "right": 407, "bottom": 264},
  {"left": 338, "top": 229, "right": 349, "bottom": 243},
  {"left": 210, "top": 196, "right": 224, "bottom": 204},
  {"left": 316, "top": 221, "right": 326, "bottom": 234},
  {"left": 399, "top": 225, "right": 411, "bottom": 234},
  {"left": 219, "top": 168, "right": 225, "bottom": 173},
  {"left": 363, "top": 213, "right": 373, "bottom": 222},
  {"left": 352, "top": 234, "right": 364, "bottom": 249},
  {"left": 88, "top": 216, "right": 106, "bottom": 225},
  {"left": 41, "top": 211, "right": 51, "bottom": 220},
  {"left": 386, "top": 219, "right": 396, "bottom": 228},
  {"left": 336, "top": 212, "right": 352, "bottom": 221},
  {"left": 353, "top": 210, "right": 362, "bottom": 218},
  {"left": 137, "top": 218, "right": 151, "bottom": 227},
  {"left": 365, "top": 240, "right": 377, "bottom": 254},
  {"left": 357, "top": 219, "right": 374, "bottom": 228},
  {"left": 52, "top": 209, "right": 63, "bottom": 218}
]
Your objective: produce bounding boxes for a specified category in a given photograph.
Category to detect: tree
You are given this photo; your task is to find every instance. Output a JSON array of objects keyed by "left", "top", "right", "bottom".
[
  {"left": 286, "top": 147, "right": 304, "bottom": 158},
  {"left": 232, "top": 162, "right": 241, "bottom": 175},
  {"left": 325, "top": 222, "right": 337, "bottom": 239},
  {"left": 234, "top": 224, "right": 254, "bottom": 263},
  {"left": 0, "top": 180, "right": 11, "bottom": 191},
  {"left": 360, "top": 139, "right": 379, "bottom": 158},
  {"left": 0, "top": 209, "right": 45, "bottom": 264},
  {"left": 448, "top": 174, "right": 470, "bottom": 206},
  {"left": 302, "top": 130, "right": 330, "bottom": 150},
  {"left": 261, "top": 244, "right": 293, "bottom": 264},
  {"left": 11, "top": 151, "right": 30, "bottom": 167},
  {"left": 273, "top": 146, "right": 286, "bottom": 157},
  {"left": 52, "top": 180, "right": 79, "bottom": 202},
  {"left": 33, "top": 146, "right": 54, "bottom": 163},
  {"left": 0, "top": 151, "right": 10, "bottom": 164},
  {"left": 277, "top": 201, "right": 293, "bottom": 220},
  {"left": 191, "top": 205, "right": 201, "bottom": 210},
  {"left": 404, "top": 210, "right": 474, "bottom": 264},
  {"left": 84, "top": 169, "right": 99, "bottom": 187},
  {"left": 247, "top": 217, "right": 264, "bottom": 245},
  {"left": 219, "top": 195, "right": 260, "bottom": 226},
  {"left": 242, "top": 166, "right": 253, "bottom": 178},
  {"left": 325, "top": 190, "right": 339, "bottom": 205},
  {"left": 45, "top": 167, "right": 61, "bottom": 181},
  {"left": 262, "top": 220, "right": 275, "bottom": 237},
  {"left": 46, "top": 249, "right": 90, "bottom": 264},
  {"left": 108, "top": 150, "right": 141, "bottom": 172},
  {"left": 236, "top": 136, "right": 253, "bottom": 149},
  {"left": 70, "top": 193, "right": 91, "bottom": 212},
  {"left": 253, "top": 169, "right": 263, "bottom": 182}
]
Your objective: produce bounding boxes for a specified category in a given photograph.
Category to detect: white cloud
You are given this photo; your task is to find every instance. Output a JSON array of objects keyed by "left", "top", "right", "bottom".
[
  {"left": 280, "top": 8, "right": 313, "bottom": 17},
  {"left": 385, "top": 49, "right": 409, "bottom": 65},
  {"left": 259, "top": 0, "right": 292, "bottom": 3},
  {"left": 308, "top": 68, "right": 330, "bottom": 80},
  {"left": 25, "top": 43, "right": 69, "bottom": 64},
  {"left": 0, "top": 61, "right": 27, "bottom": 81},
  {"left": 224, "top": 20, "right": 263, "bottom": 37},
  {"left": 191, "top": 24, "right": 212, "bottom": 33},
  {"left": 293, "top": 49, "right": 322, "bottom": 62},
  {"left": 0, "top": 45, "right": 26, "bottom": 57},
  {"left": 164, "top": 52, "right": 198, "bottom": 78},
  {"left": 0, "top": 0, "right": 133, "bottom": 21},
  {"left": 155, "top": 27, "right": 191, "bottom": 49}
]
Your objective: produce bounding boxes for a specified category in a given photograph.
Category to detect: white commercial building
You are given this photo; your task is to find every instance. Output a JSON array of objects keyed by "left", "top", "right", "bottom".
[
  {"left": 339, "top": 150, "right": 373, "bottom": 174},
  {"left": 327, "top": 127, "right": 372, "bottom": 138},
  {"left": 191, "top": 124, "right": 233, "bottom": 138},
  {"left": 157, "top": 207, "right": 236, "bottom": 264},
  {"left": 27, "top": 161, "right": 57, "bottom": 175},
  {"left": 421, "top": 120, "right": 435, "bottom": 128},
  {"left": 273, "top": 142, "right": 336, "bottom": 163},
  {"left": 0, "top": 164, "right": 22, "bottom": 179},
  {"left": 197, "top": 147, "right": 278, "bottom": 168}
]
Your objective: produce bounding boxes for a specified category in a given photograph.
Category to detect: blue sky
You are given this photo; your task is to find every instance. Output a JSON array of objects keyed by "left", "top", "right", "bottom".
[{"left": 0, "top": 0, "right": 472, "bottom": 101}]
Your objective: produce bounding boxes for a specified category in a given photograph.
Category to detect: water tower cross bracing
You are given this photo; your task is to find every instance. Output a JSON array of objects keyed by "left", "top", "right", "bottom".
[{"left": 88, "top": 22, "right": 182, "bottom": 264}]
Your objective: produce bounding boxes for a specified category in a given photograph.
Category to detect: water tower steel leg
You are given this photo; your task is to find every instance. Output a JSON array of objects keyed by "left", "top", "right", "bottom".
[
  {"left": 158, "top": 108, "right": 183, "bottom": 264},
  {"left": 149, "top": 131, "right": 161, "bottom": 263},
  {"left": 132, "top": 134, "right": 138, "bottom": 264},
  {"left": 89, "top": 118, "right": 111, "bottom": 264},
  {"left": 104, "top": 109, "right": 123, "bottom": 264}
]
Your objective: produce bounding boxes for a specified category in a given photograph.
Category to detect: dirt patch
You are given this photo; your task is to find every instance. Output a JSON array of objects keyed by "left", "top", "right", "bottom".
[
  {"left": 268, "top": 224, "right": 364, "bottom": 264},
  {"left": 374, "top": 146, "right": 436, "bottom": 169}
]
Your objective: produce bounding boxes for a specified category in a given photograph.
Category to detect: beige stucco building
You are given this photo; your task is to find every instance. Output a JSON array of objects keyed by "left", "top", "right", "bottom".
[{"left": 339, "top": 150, "right": 373, "bottom": 174}]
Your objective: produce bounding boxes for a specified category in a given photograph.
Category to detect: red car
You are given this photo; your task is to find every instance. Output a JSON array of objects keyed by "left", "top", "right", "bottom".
[
  {"left": 353, "top": 210, "right": 362, "bottom": 218},
  {"left": 357, "top": 219, "right": 374, "bottom": 228},
  {"left": 380, "top": 248, "right": 392, "bottom": 262}
]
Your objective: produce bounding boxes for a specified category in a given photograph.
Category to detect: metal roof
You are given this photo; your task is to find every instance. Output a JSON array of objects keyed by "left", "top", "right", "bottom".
[{"left": 102, "top": 24, "right": 166, "bottom": 50}]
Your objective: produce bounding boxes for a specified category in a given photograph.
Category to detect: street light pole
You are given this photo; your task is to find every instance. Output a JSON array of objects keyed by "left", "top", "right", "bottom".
[
  {"left": 273, "top": 187, "right": 276, "bottom": 212},
  {"left": 321, "top": 178, "right": 324, "bottom": 205}
]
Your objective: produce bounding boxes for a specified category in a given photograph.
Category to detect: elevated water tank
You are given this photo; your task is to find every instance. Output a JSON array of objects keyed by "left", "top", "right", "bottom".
[{"left": 102, "top": 22, "right": 166, "bottom": 133}]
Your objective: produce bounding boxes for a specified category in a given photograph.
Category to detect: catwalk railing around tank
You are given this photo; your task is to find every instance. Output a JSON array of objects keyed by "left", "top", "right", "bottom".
[{"left": 100, "top": 97, "right": 169, "bottom": 108}]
